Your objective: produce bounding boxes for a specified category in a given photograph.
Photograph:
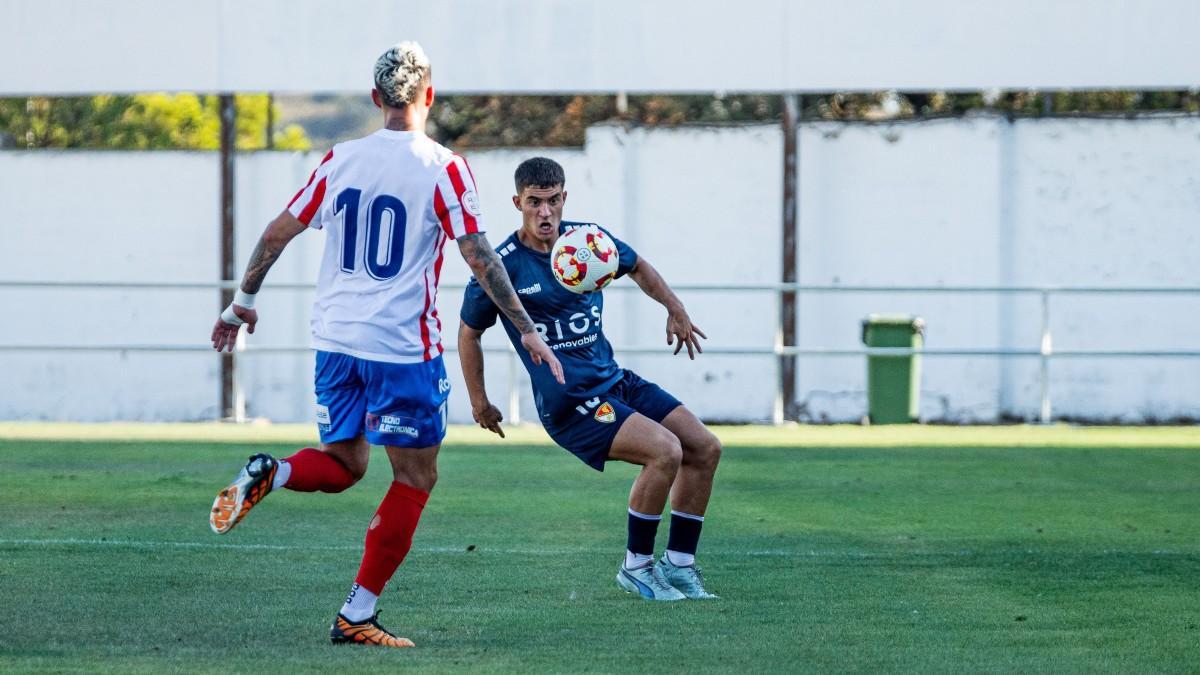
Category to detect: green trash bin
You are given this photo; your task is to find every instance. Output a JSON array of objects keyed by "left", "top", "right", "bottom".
[{"left": 861, "top": 314, "right": 925, "bottom": 424}]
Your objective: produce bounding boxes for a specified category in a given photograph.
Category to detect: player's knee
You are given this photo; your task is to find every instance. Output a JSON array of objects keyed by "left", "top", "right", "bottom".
[
  {"left": 420, "top": 466, "right": 438, "bottom": 492},
  {"left": 652, "top": 432, "right": 683, "bottom": 474},
  {"left": 686, "top": 433, "right": 722, "bottom": 473},
  {"left": 393, "top": 465, "right": 437, "bottom": 493}
]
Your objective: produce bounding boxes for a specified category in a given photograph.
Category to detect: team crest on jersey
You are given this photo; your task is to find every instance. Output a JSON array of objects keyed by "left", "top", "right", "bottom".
[
  {"left": 462, "top": 190, "right": 482, "bottom": 216},
  {"left": 594, "top": 402, "right": 616, "bottom": 423}
]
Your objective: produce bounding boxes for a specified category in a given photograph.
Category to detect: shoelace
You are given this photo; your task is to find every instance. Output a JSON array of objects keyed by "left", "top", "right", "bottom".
[
  {"left": 648, "top": 566, "right": 678, "bottom": 593},
  {"left": 667, "top": 562, "right": 707, "bottom": 591}
]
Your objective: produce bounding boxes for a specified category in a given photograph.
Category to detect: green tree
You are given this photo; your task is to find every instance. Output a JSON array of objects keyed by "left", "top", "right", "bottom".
[{"left": 0, "top": 94, "right": 310, "bottom": 150}]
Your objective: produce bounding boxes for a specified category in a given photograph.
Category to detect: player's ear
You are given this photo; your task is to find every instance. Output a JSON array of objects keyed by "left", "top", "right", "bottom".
[
  {"left": 425, "top": 86, "right": 435, "bottom": 108},
  {"left": 561, "top": 190, "right": 568, "bottom": 205},
  {"left": 371, "top": 89, "right": 382, "bottom": 109},
  {"left": 511, "top": 195, "right": 521, "bottom": 211}
]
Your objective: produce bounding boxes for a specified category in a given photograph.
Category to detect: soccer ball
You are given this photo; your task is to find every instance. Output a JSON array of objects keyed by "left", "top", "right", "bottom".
[{"left": 550, "top": 225, "right": 620, "bottom": 293}]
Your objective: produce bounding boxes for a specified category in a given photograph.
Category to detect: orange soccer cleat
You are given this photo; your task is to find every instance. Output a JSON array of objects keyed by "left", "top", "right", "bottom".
[
  {"left": 209, "top": 453, "right": 277, "bottom": 534},
  {"left": 330, "top": 612, "right": 415, "bottom": 648}
]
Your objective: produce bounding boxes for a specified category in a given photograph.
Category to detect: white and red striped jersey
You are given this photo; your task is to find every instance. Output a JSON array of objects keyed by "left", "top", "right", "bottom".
[{"left": 287, "top": 129, "right": 483, "bottom": 363}]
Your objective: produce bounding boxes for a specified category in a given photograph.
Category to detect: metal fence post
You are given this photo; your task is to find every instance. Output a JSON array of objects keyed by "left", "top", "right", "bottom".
[
  {"left": 779, "top": 93, "right": 800, "bottom": 422},
  {"left": 218, "top": 94, "right": 237, "bottom": 420}
]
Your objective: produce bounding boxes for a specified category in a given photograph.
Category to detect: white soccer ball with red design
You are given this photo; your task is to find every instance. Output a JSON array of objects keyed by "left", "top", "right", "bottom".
[{"left": 550, "top": 225, "right": 620, "bottom": 293}]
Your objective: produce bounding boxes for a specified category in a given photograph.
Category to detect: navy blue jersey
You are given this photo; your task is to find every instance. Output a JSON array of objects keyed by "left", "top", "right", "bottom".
[{"left": 460, "top": 221, "right": 638, "bottom": 421}]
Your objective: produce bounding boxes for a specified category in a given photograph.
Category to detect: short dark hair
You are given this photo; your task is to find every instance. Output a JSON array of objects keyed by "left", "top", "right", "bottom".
[{"left": 514, "top": 157, "right": 565, "bottom": 193}]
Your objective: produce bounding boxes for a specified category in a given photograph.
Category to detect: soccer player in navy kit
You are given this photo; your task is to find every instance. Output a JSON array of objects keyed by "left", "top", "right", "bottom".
[{"left": 458, "top": 157, "right": 722, "bottom": 600}]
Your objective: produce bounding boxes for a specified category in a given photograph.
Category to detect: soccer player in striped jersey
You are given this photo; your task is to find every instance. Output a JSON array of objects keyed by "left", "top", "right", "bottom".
[
  {"left": 207, "top": 42, "right": 563, "bottom": 647},
  {"left": 458, "top": 158, "right": 722, "bottom": 601}
]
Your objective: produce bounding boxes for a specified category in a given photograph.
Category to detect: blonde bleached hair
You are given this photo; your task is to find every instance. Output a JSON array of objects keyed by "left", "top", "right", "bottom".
[{"left": 373, "top": 41, "right": 431, "bottom": 108}]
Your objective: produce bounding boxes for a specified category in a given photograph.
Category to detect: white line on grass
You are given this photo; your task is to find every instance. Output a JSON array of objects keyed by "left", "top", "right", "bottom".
[
  {"left": 0, "top": 537, "right": 802, "bottom": 557},
  {"left": 3, "top": 538, "right": 1186, "bottom": 558}
]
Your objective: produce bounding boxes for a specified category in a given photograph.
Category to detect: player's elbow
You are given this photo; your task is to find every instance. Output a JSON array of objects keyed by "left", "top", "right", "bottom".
[
  {"left": 261, "top": 212, "right": 305, "bottom": 251},
  {"left": 262, "top": 225, "right": 294, "bottom": 252},
  {"left": 458, "top": 240, "right": 500, "bottom": 276}
]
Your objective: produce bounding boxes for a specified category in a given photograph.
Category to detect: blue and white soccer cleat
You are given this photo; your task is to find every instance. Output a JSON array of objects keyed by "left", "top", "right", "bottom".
[
  {"left": 616, "top": 559, "right": 686, "bottom": 601},
  {"left": 655, "top": 557, "right": 719, "bottom": 600},
  {"left": 209, "top": 453, "right": 277, "bottom": 534}
]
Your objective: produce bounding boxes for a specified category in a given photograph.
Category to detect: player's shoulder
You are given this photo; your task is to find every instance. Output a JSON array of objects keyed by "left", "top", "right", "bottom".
[
  {"left": 315, "top": 135, "right": 375, "bottom": 170},
  {"left": 415, "top": 136, "right": 464, "bottom": 168},
  {"left": 329, "top": 133, "right": 373, "bottom": 156},
  {"left": 494, "top": 231, "right": 521, "bottom": 260}
]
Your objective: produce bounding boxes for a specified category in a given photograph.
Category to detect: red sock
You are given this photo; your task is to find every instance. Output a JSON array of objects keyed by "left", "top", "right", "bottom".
[
  {"left": 281, "top": 448, "right": 356, "bottom": 493},
  {"left": 354, "top": 481, "right": 429, "bottom": 595}
]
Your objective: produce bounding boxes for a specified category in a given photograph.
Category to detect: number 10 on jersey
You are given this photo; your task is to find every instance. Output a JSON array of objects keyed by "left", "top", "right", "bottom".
[{"left": 334, "top": 187, "right": 408, "bottom": 280}]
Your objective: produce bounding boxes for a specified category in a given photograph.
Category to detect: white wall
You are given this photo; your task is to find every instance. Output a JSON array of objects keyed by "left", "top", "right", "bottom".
[
  {"left": 3, "top": 0, "right": 1199, "bottom": 95},
  {"left": 794, "top": 116, "right": 1200, "bottom": 423},
  {"left": 1, "top": 116, "right": 1197, "bottom": 423}
]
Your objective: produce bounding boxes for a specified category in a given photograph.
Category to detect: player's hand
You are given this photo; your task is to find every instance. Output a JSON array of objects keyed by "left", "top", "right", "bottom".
[
  {"left": 666, "top": 307, "right": 706, "bottom": 360},
  {"left": 520, "top": 331, "right": 566, "bottom": 385},
  {"left": 211, "top": 304, "right": 258, "bottom": 352},
  {"left": 472, "top": 400, "right": 506, "bottom": 438}
]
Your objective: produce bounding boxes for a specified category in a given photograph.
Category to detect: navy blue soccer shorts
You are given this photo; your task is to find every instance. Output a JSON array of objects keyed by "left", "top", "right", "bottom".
[
  {"left": 542, "top": 369, "right": 683, "bottom": 472},
  {"left": 314, "top": 351, "right": 449, "bottom": 448}
]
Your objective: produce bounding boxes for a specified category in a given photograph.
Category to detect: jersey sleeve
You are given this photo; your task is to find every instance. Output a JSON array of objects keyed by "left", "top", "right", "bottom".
[
  {"left": 432, "top": 154, "right": 485, "bottom": 240},
  {"left": 599, "top": 225, "right": 639, "bottom": 278},
  {"left": 286, "top": 149, "right": 335, "bottom": 229},
  {"left": 460, "top": 275, "right": 500, "bottom": 331}
]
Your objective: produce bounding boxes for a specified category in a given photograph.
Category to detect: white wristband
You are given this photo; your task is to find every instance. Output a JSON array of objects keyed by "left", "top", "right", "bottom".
[
  {"left": 220, "top": 304, "right": 245, "bottom": 326},
  {"left": 233, "top": 289, "right": 257, "bottom": 309}
]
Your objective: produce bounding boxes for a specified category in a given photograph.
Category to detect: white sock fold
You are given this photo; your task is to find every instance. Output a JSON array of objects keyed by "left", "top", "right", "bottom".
[
  {"left": 665, "top": 550, "right": 696, "bottom": 567},
  {"left": 271, "top": 460, "right": 291, "bottom": 490},
  {"left": 340, "top": 583, "right": 378, "bottom": 622},
  {"left": 624, "top": 550, "right": 654, "bottom": 569}
]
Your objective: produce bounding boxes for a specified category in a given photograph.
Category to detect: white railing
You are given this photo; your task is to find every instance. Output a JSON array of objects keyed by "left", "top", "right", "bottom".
[{"left": 2, "top": 280, "right": 1198, "bottom": 424}]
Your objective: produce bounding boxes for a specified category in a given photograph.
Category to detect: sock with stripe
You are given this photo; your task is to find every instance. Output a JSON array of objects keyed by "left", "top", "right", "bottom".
[
  {"left": 625, "top": 508, "right": 662, "bottom": 568},
  {"left": 665, "top": 510, "right": 705, "bottom": 567},
  {"left": 353, "top": 481, "right": 430, "bottom": 597},
  {"left": 273, "top": 447, "right": 355, "bottom": 493}
]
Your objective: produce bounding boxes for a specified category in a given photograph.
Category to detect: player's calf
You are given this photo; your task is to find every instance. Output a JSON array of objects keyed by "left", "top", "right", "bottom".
[{"left": 276, "top": 447, "right": 360, "bottom": 493}]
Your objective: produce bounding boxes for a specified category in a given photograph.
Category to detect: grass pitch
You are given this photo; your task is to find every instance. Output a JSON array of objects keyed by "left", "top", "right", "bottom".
[{"left": 0, "top": 423, "right": 1198, "bottom": 673}]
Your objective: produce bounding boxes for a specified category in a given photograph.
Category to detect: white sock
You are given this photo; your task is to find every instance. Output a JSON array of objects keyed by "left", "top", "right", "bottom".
[
  {"left": 271, "top": 460, "right": 291, "bottom": 490},
  {"left": 340, "top": 583, "right": 378, "bottom": 622},
  {"left": 625, "top": 550, "right": 654, "bottom": 569},
  {"left": 665, "top": 550, "right": 695, "bottom": 567}
]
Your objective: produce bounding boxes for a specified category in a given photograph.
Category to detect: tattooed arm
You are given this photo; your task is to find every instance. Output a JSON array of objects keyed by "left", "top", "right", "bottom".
[
  {"left": 211, "top": 210, "right": 307, "bottom": 352},
  {"left": 457, "top": 233, "right": 565, "bottom": 385},
  {"left": 240, "top": 211, "right": 307, "bottom": 293},
  {"left": 456, "top": 233, "right": 535, "bottom": 333}
]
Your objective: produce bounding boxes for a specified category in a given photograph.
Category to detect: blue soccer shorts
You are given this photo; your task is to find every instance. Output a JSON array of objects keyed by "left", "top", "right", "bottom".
[
  {"left": 542, "top": 369, "right": 683, "bottom": 472},
  {"left": 314, "top": 351, "right": 449, "bottom": 448}
]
